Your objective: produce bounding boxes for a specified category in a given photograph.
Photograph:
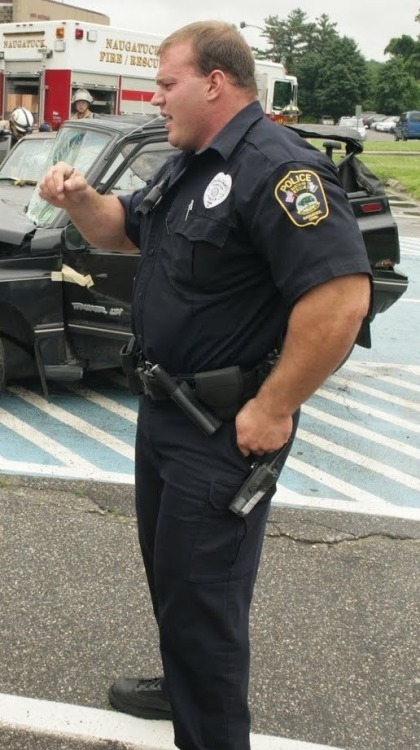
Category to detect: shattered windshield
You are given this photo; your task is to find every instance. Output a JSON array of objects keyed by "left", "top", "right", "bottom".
[
  {"left": 26, "top": 126, "right": 112, "bottom": 226},
  {"left": 0, "top": 136, "right": 56, "bottom": 184}
]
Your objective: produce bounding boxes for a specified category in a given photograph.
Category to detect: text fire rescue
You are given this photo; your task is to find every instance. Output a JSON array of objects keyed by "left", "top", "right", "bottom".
[{"left": 100, "top": 37, "right": 158, "bottom": 68}]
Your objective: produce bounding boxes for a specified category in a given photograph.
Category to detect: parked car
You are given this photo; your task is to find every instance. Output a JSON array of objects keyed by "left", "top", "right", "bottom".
[
  {"left": 363, "top": 114, "right": 387, "bottom": 128},
  {"left": 375, "top": 116, "right": 399, "bottom": 133},
  {"left": 394, "top": 111, "right": 420, "bottom": 141},
  {"left": 0, "top": 131, "right": 56, "bottom": 213},
  {"left": 0, "top": 116, "right": 408, "bottom": 394},
  {"left": 337, "top": 116, "right": 366, "bottom": 140}
]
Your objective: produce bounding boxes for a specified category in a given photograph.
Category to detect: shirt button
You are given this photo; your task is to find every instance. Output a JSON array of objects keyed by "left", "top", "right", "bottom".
[{"left": 148, "top": 247, "right": 155, "bottom": 255}]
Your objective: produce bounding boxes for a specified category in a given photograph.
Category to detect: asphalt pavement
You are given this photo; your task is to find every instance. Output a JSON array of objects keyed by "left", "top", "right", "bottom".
[{"left": 1, "top": 474, "right": 419, "bottom": 750}]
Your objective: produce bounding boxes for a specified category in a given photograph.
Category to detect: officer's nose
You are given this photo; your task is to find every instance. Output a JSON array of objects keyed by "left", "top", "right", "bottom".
[{"left": 151, "top": 90, "right": 164, "bottom": 108}]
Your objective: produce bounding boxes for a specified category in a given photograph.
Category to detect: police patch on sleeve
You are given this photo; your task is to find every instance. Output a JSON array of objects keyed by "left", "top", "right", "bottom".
[{"left": 274, "top": 169, "right": 329, "bottom": 227}]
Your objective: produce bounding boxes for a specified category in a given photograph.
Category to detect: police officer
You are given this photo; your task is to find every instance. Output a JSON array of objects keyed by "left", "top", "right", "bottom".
[
  {"left": 0, "top": 107, "right": 34, "bottom": 146},
  {"left": 71, "top": 88, "right": 94, "bottom": 119},
  {"left": 38, "top": 21, "right": 371, "bottom": 750}
]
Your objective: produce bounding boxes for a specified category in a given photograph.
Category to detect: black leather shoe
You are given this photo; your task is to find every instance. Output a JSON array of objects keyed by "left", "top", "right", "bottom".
[{"left": 108, "top": 676, "right": 172, "bottom": 720}]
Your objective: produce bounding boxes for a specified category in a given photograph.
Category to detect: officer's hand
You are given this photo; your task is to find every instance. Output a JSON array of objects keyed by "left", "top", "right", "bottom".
[
  {"left": 235, "top": 398, "right": 293, "bottom": 457},
  {"left": 38, "top": 162, "right": 88, "bottom": 207}
]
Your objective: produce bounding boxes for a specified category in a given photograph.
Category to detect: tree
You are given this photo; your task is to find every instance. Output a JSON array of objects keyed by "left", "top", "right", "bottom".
[
  {"left": 315, "top": 37, "right": 369, "bottom": 121},
  {"left": 256, "top": 11, "right": 367, "bottom": 120},
  {"left": 375, "top": 58, "right": 420, "bottom": 112}
]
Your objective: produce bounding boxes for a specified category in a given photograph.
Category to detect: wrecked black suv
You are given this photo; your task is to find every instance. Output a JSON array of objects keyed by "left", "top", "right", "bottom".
[{"left": 0, "top": 116, "right": 409, "bottom": 395}]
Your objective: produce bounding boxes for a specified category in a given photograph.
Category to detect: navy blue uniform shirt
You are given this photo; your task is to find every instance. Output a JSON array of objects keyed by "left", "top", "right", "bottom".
[{"left": 119, "top": 101, "right": 371, "bottom": 375}]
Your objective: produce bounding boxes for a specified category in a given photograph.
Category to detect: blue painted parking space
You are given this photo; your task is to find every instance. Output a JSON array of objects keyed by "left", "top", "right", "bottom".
[{"left": 0, "top": 237, "right": 418, "bottom": 520}]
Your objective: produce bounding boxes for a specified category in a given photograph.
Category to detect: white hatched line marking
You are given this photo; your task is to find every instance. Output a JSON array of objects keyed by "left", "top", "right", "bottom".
[
  {"left": 66, "top": 384, "right": 138, "bottom": 423},
  {"left": 302, "top": 404, "right": 420, "bottom": 460},
  {"left": 345, "top": 362, "right": 420, "bottom": 372},
  {"left": 298, "top": 428, "right": 420, "bottom": 491},
  {"left": 272, "top": 486, "right": 420, "bottom": 521},
  {"left": 343, "top": 361, "right": 420, "bottom": 393},
  {"left": 399, "top": 297, "right": 420, "bottom": 303},
  {"left": 0, "top": 406, "right": 97, "bottom": 471},
  {"left": 330, "top": 374, "right": 420, "bottom": 412},
  {"left": 287, "top": 455, "right": 392, "bottom": 504},
  {"left": 401, "top": 248, "right": 420, "bottom": 256},
  {"left": 400, "top": 236, "right": 420, "bottom": 243},
  {"left": 8, "top": 386, "right": 134, "bottom": 460},
  {"left": 0, "top": 457, "right": 133, "bottom": 483},
  {"left": 317, "top": 387, "right": 420, "bottom": 433}
]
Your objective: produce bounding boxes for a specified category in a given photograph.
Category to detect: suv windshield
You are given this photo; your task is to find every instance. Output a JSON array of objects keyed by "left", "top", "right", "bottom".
[
  {"left": 27, "top": 126, "right": 113, "bottom": 226},
  {"left": 0, "top": 136, "right": 56, "bottom": 184}
]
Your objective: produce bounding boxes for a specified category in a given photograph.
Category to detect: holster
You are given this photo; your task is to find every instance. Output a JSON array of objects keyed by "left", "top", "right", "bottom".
[
  {"left": 120, "top": 338, "right": 143, "bottom": 395},
  {"left": 194, "top": 366, "right": 259, "bottom": 421}
]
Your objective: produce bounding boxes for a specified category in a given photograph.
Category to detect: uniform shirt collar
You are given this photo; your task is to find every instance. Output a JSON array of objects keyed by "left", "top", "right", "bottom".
[{"left": 196, "top": 100, "right": 265, "bottom": 161}]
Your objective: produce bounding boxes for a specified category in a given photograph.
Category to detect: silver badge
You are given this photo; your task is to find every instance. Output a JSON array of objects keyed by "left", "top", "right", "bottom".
[{"left": 203, "top": 172, "right": 232, "bottom": 209}]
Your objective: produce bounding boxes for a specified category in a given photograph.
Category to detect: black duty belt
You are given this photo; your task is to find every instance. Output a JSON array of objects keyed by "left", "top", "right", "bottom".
[{"left": 120, "top": 338, "right": 278, "bottom": 421}]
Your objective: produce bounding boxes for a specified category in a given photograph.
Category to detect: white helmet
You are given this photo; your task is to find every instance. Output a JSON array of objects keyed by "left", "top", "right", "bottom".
[
  {"left": 10, "top": 107, "right": 34, "bottom": 133},
  {"left": 72, "top": 88, "right": 93, "bottom": 104}
]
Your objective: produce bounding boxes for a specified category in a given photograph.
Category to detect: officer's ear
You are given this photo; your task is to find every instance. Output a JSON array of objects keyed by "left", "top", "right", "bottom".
[{"left": 205, "top": 69, "right": 225, "bottom": 101}]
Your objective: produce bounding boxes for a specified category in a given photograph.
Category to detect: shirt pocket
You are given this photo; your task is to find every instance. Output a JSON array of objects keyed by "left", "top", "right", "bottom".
[{"left": 170, "top": 210, "right": 232, "bottom": 289}]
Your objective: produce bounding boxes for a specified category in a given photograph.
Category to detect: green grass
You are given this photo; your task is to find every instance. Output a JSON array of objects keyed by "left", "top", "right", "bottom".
[{"left": 361, "top": 139, "right": 420, "bottom": 201}]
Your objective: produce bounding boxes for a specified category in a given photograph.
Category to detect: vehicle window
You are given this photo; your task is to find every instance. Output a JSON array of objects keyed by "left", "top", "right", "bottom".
[
  {"left": 27, "top": 126, "right": 113, "bottom": 226},
  {"left": 101, "top": 143, "right": 175, "bottom": 196},
  {"left": 0, "top": 137, "right": 55, "bottom": 183},
  {"left": 408, "top": 112, "right": 420, "bottom": 122}
]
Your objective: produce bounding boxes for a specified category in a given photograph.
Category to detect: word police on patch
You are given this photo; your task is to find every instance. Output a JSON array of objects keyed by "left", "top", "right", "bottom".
[{"left": 274, "top": 169, "right": 329, "bottom": 227}]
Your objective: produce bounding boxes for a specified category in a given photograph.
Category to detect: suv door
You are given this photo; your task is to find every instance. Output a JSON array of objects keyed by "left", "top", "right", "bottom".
[
  {"left": 61, "top": 139, "right": 175, "bottom": 371},
  {"left": 394, "top": 113, "right": 406, "bottom": 141}
]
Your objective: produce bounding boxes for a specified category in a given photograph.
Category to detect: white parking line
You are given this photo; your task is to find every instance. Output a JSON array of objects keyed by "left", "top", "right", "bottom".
[
  {"left": 344, "top": 362, "right": 420, "bottom": 393},
  {"left": 298, "top": 427, "right": 420, "bottom": 491},
  {"left": 66, "top": 383, "right": 138, "bottom": 422},
  {"left": 0, "top": 457, "right": 134, "bottom": 484},
  {"left": 330, "top": 373, "right": 420, "bottom": 412},
  {"left": 9, "top": 385, "right": 135, "bottom": 460},
  {"left": 302, "top": 403, "right": 420, "bottom": 459},
  {"left": 317, "top": 387, "right": 420, "bottom": 433},
  {"left": 0, "top": 406, "right": 98, "bottom": 471},
  {"left": 0, "top": 693, "right": 345, "bottom": 750}
]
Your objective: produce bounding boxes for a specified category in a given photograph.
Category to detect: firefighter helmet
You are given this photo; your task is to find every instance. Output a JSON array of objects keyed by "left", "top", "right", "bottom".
[
  {"left": 10, "top": 107, "right": 34, "bottom": 133},
  {"left": 72, "top": 89, "right": 94, "bottom": 104}
]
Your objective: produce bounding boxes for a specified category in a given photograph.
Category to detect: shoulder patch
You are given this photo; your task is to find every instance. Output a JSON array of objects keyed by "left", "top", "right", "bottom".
[{"left": 274, "top": 169, "right": 329, "bottom": 227}]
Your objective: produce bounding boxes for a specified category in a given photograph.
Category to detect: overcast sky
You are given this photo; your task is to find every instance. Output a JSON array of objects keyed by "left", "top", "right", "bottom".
[{"left": 75, "top": 0, "right": 419, "bottom": 62}]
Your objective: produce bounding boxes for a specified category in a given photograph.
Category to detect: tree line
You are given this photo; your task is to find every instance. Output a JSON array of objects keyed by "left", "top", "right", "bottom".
[{"left": 251, "top": 7, "right": 420, "bottom": 120}]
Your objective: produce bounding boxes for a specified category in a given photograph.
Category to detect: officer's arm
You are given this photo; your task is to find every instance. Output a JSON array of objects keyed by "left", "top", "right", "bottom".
[
  {"left": 235, "top": 273, "right": 371, "bottom": 456},
  {"left": 38, "top": 162, "right": 137, "bottom": 253}
]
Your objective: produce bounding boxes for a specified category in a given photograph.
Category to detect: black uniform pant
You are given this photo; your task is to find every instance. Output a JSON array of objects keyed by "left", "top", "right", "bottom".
[{"left": 135, "top": 396, "right": 298, "bottom": 750}]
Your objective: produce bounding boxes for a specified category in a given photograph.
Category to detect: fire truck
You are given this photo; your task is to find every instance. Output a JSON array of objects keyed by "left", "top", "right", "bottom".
[{"left": 0, "top": 19, "right": 299, "bottom": 129}]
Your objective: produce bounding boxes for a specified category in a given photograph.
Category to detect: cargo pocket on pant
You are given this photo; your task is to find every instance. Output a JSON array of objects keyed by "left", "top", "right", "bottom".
[{"left": 189, "top": 478, "right": 247, "bottom": 583}]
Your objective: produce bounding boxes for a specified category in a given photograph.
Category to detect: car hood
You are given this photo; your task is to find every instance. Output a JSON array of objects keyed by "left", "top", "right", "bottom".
[
  {"left": 0, "top": 182, "right": 35, "bottom": 211},
  {"left": 0, "top": 197, "right": 36, "bottom": 246}
]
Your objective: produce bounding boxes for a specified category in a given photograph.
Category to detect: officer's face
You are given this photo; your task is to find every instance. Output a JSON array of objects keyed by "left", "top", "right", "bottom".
[{"left": 152, "top": 42, "right": 212, "bottom": 152}]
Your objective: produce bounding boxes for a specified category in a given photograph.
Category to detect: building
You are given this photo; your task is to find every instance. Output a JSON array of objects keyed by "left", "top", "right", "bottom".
[{"left": 0, "top": 0, "right": 109, "bottom": 26}]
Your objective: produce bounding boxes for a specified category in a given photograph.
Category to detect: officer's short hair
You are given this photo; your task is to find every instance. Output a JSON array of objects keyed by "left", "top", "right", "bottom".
[{"left": 159, "top": 21, "right": 258, "bottom": 97}]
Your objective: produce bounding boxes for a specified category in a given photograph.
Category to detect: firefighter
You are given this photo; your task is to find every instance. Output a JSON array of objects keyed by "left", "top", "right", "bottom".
[
  {"left": 0, "top": 107, "right": 35, "bottom": 146},
  {"left": 71, "top": 89, "right": 95, "bottom": 120}
]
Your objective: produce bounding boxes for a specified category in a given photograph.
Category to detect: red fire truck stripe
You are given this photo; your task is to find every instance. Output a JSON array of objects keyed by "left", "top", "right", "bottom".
[{"left": 120, "top": 90, "right": 154, "bottom": 102}]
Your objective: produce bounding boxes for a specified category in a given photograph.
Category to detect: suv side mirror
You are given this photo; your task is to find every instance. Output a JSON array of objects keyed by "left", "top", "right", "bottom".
[{"left": 63, "top": 224, "right": 88, "bottom": 251}]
